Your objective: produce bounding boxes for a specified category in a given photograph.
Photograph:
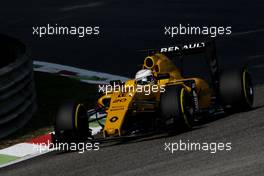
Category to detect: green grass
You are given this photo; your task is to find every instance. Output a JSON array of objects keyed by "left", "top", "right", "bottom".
[
  {"left": 0, "top": 154, "right": 19, "bottom": 165},
  {"left": 0, "top": 72, "right": 98, "bottom": 149}
]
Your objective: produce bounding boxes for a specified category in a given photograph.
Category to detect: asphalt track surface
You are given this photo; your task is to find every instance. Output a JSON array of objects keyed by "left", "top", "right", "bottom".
[{"left": 1, "top": 0, "right": 264, "bottom": 175}]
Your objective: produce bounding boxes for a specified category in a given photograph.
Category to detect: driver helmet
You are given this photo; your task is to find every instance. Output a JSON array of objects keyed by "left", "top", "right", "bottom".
[{"left": 135, "top": 69, "right": 156, "bottom": 85}]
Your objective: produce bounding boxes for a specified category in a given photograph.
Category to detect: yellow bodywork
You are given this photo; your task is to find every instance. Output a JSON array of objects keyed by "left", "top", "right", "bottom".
[{"left": 99, "top": 53, "right": 212, "bottom": 137}]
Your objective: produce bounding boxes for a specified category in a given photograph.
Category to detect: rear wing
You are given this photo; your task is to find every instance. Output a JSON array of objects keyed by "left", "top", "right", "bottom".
[{"left": 158, "top": 40, "right": 220, "bottom": 96}]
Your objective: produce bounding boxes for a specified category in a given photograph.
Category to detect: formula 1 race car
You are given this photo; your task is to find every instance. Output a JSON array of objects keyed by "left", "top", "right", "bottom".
[{"left": 52, "top": 41, "right": 254, "bottom": 143}]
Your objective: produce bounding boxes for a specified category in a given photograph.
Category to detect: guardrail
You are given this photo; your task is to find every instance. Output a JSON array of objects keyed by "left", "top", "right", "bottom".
[{"left": 0, "top": 34, "right": 37, "bottom": 139}]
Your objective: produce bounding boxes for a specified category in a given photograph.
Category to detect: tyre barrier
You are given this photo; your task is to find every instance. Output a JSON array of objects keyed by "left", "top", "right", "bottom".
[{"left": 0, "top": 34, "right": 37, "bottom": 139}]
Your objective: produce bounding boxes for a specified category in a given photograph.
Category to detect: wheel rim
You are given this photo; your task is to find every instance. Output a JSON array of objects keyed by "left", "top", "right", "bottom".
[
  {"left": 242, "top": 70, "right": 254, "bottom": 106},
  {"left": 74, "top": 104, "right": 87, "bottom": 130},
  {"left": 179, "top": 89, "right": 193, "bottom": 128}
]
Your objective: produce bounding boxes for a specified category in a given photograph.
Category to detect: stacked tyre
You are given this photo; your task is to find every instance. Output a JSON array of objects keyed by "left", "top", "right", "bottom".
[{"left": 0, "top": 34, "right": 37, "bottom": 139}]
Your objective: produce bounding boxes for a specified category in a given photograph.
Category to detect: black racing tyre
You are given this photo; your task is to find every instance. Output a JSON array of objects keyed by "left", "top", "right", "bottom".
[
  {"left": 160, "top": 85, "right": 194, "bottom": 130},
  {"left": 219, "top": 67, "right": 254, "bottom": 111},
  {"left": 54, "top": 101, "right": 90, "bottom": 143}
]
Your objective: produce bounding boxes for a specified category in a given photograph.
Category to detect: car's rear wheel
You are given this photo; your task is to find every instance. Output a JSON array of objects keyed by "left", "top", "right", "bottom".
[
  {"left": 219, "top": 67, "right": 254, "bottom": 111},
  {"left": 54, "top": 101, "right": 90, "bottom": 143},
  {"left": 160, "top": 85, "right": 194, "bottom": 131}
]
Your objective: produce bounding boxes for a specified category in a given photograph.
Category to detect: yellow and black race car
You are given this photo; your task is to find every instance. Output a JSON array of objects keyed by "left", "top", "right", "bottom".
[{"left": 52, "top": 41, "right": 254, "bottom": 143}]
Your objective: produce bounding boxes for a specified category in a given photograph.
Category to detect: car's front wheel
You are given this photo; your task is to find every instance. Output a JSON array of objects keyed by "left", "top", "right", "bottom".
[{"left": 53, "top": 101, "right": 90, "bottom": 143}]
